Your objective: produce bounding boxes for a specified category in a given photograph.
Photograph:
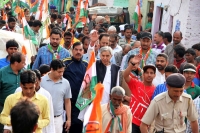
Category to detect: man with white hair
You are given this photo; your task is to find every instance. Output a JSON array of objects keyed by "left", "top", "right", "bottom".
[
  {"left": 102, "top": 86, "right": 132, "bottom": 133},
  {"left": 108, "top": 26, "right": 117, "bottom": 35},
  {"left": 95, "top": 16, "right": 105, "bottom": 25},
  {"left": 86, "top": 31, "right": 116, "bottom": 64},
  {"left": 96, "top": 46, "right": 120, "bottom": 104}
]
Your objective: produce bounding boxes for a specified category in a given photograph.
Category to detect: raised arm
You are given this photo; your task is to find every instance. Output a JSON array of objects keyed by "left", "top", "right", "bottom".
[{"left": 124, "top": 54, "right": 142, "bottom": 83}]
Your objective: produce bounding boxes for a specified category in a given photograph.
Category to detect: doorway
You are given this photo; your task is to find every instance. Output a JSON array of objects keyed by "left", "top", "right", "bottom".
[{"left": 152, "top": 6, "right": 164, "bottom": 35}]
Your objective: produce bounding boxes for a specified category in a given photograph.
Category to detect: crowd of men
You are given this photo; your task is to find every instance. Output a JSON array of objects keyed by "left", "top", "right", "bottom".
[{"left": 0, "top": 3, "right": 200, "bottom": 133}]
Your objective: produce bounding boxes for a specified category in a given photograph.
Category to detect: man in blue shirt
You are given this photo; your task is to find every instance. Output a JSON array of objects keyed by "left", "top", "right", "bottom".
[
  {"left": 32, "top": 28, "right": 70, "bottom": 69},
  {"left": 0, "top": 39, "right": 19, "bottom": 69},
  {"left": 123, "top": 32, "right": 158, "bottom": 69},
  {"left": 152, "top": 65, "right": 179, "bottom": 99}
]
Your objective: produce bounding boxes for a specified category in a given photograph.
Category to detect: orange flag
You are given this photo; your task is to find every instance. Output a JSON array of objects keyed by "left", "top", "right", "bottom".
[
  {"left": 83, "top": 83, "right": 104, "bottom": 133},
  {"left": 22, "top": 45, "right": 27, "bottom": 55},
  {"left": 65, "top": 14, "right": 72, "bottom": 31},
  {"left": 39, "top": 0, "right": 45, "bottom": 20},
  {"left": 1, "top": 10, "right": 7, "bottom": 21},
  {"left": 75, "top": 0, "right": 81, "bottom": 22}
]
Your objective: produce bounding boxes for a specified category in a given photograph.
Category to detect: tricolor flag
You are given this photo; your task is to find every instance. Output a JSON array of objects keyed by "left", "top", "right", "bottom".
[
  {"left": 21, "top": 45, "right": 30, "bottom": 69},
  {"left": 22, "top": 12, "right": 38, "bottom": 45},
  {"left": 79, "top": 0, "right": 89, "bottom": 25},
  {"left": 82, "top": 83, "right": 104, "bottom": 133},
  {"left": 133, "top": 0, "right": 141, "bottom": 32},
  {"left": 30, "top": 0, "right": 40, "bottom": 13},
  {"left": 1, "top": 10, "right": 7, "bottom": 21},
  {"left": 76, "top": 51, "right": 97, "bottom": 111},
  {"left": 34, "top": 0, "right": 48, "bottom": 20},
  {"left": 0, "top": 0, "right": 10, "bottom": 9},
  {"left": 75, "top": 0, "right": 88, "bottom": 25},
  {"left": 12, "top": 0, "right": 30, "bottom": 16},
  {"left": 41, "top": 11, "right": 51, "bottom": 39}
]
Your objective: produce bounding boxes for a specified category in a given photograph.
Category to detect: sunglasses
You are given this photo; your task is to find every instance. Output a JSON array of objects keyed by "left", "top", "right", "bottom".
[{"left": 131, "top": 62, "right": 135, "bottom": 66}]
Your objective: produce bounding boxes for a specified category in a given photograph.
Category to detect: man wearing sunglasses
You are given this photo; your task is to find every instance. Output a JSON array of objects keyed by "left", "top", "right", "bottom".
[{"left": 123, "top": 32, "right": 157, "bottom": 69}]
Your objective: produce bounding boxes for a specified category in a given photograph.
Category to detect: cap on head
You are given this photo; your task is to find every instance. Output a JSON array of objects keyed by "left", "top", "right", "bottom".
[
  {"left": 183, "top": 63, "right": 196, "bottom": 74},
  {"left": 95, "top": 16, "right": 105, "bottom": 24},
  {"left": 143, "top": 64, "right": 156, "bottom": 73},
  {"left": 166, "top": 73, "right": 186, "bottom": 88},
  {"left": 50, "top": 5, "right": 56, "bottom": 9},
  {"left": 183, "top": 68, "right": 196, "bottom": 73},
  {"left": 141, "top": 32, "right": 152, "bottom": 40},
  {"left": 119, "top": 24, "right": 125, "bottom": 31},
  {"left": 76, "top": 22, "right": 84, "bottom": 28}
]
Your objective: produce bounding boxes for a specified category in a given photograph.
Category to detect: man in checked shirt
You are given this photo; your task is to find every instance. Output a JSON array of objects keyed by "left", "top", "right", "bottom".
[{"left": 186, "top": 95, "right": 200, "bottom": 132}]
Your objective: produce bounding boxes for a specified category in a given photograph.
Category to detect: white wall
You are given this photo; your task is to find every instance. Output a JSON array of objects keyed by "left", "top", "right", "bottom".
[
  {"left": 97, "top": 0, "right": 114, "bottom": 7},
  {"left": 184, "top": 0, "right": 200, "bottom": 47},
  {"left": 152, "top": 0, "right": 200, "bottom": 48}
]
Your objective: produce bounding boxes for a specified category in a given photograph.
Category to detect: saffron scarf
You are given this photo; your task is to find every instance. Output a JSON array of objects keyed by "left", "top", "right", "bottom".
[
  {"left": 47, "top": 44, "right": 61, "bottom": 59},
  {"left": 139, "top": 48, "right": 152, "bottom": 68},
  {"left": 104, "top": 101, "right": 128, "bottom": 133}
]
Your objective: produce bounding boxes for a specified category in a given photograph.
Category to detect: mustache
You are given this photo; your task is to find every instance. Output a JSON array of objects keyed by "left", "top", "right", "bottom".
[{"left": 65, "top": 41, "right": 71, "bottom": 44}]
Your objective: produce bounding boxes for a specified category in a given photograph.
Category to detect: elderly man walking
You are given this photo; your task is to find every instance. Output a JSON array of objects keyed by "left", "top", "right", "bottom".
[{"left": 102, "top": 86, "right": 132, "bottom": 133}]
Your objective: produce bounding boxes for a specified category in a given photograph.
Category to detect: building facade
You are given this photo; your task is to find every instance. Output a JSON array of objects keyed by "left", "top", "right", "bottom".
[
  {"left": 128, "top": 0, "right": 154, "bottom": 30},
  {"left": 152, "top": 0, "right": 200, "bottom": 48}
]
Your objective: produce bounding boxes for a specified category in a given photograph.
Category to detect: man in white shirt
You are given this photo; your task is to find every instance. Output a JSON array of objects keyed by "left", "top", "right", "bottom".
[
  {"left": 153, "top": 53, "right": 168, "bottom": 86},
  {"left": 14, "top": 69, "right": 55, "bottom": 133},
  {"left": 107, "top": 25, "right": 117, "bottom": 35},
  {"left": 109, "top": 34, "right": 122, "bottom": 54}
]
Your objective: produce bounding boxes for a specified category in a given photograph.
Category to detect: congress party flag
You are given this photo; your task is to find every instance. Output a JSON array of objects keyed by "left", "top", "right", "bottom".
[{"left": 76, "top": 51, "right": 97, "bottom": 111}]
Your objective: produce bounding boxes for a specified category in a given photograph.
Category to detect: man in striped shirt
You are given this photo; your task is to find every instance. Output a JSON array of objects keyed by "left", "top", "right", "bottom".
[
  {"left": 152, "top": 65, "right": 179, "bottom": 99},
  {"left": 152, "top": 31, "right": 166, "bottom": 54}
]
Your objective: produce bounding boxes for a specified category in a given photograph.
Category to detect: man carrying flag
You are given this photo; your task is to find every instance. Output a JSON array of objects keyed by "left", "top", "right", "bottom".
[
  {"left": 82, "top": 83, "right": 104, "bottom": 133},
  {"left": 101, "top": 86, "right": 132, "bottom": 133}
]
